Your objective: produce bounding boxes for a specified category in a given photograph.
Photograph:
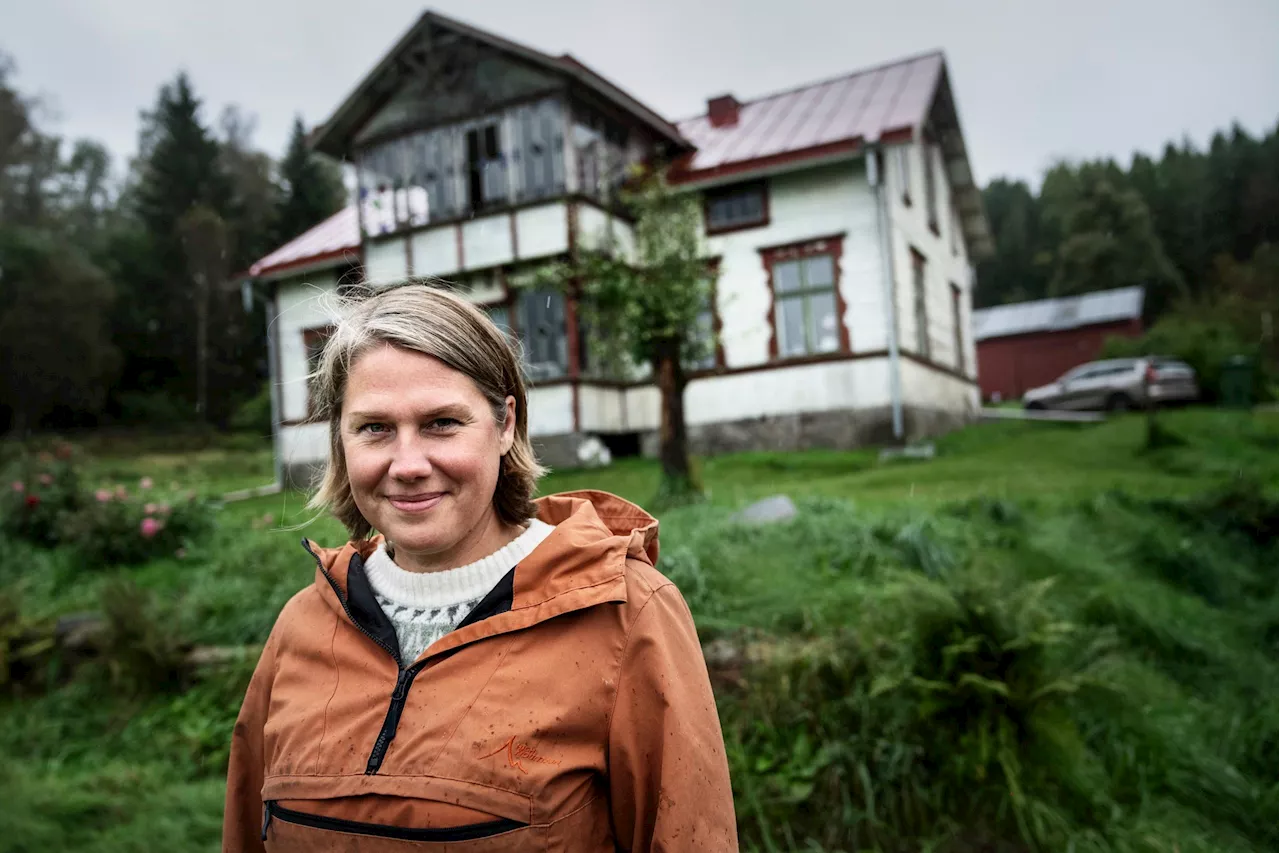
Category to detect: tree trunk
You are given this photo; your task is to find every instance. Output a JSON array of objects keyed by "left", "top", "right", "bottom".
[
  {"left": 655, "top": 339, "right": 693, "bottom": 490},
  {"left": 195, "top": 272, "right": 209, "bottom": 421}
]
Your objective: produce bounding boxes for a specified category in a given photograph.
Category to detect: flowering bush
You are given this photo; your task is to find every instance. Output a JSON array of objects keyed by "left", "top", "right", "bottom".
[
  {"left": 0, "top": 444, "right": 83, "bottom": 546},
  {"left": 57, "top": 486, "right": 215, "bottom": 567}
]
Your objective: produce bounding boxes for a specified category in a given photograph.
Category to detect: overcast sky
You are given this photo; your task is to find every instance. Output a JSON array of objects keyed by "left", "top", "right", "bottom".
[{"left": 4, "top": 0, "right": 1277, "bottom": 187}]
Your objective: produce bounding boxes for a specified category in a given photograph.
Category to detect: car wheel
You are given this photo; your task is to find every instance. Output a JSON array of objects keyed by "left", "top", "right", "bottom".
[
  {"left": 1025, "top": 401, "right": 1045, "bottom": 411},
  {"left": 1106, "top": 394, "right": 1134, "bottom": 412}
]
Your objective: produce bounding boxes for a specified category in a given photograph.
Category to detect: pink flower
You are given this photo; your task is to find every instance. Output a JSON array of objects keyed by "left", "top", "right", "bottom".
[
  {"left": 54, "top": 443, "right": 73, "bottom": 460},
  {"left": 37, "top": 452, "right": 53, "bottom": 463},
  {"left": 95, "top": 488, "right": 112, "bottom": 503},
  {"left": 145, "top": 503, "right": 158, "bottom": 514},
  {"left": 158, "top": 503, "right": 171, "bottom": 515},
  {"left": 24, "top": 495, "right": 40, "bottom": 508},
  {"left": 11, "top": 481, "right": 23, "bottom": 492},
  {"left": 114, "top": 485, "right": 127, "bottom": 499},
  {"left": 139, "top": 477, "right": 154, "bottom": 490},
  {"left": 140, "top": 517, "right": 163, "bottom": 538},
  {"left": 261, "top": 513, "right": 275, "bottom": 526},
  {"left": 38, "top": 473, "right": 53, "bottom": 486}
]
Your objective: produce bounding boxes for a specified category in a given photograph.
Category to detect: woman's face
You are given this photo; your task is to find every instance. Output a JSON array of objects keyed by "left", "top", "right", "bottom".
[{"left": 341, "top": 344, "right": 516, "bottom": 571}]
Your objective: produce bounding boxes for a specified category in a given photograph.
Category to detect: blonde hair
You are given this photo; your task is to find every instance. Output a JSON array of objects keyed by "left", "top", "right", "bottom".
[{"left": 307, "top": 283, "right": 546, "bottom": 539}]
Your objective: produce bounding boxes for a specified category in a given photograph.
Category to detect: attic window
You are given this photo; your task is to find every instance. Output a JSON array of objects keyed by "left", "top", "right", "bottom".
[{"left": 704, "top": 181, "right": 768, "bottom": 235}]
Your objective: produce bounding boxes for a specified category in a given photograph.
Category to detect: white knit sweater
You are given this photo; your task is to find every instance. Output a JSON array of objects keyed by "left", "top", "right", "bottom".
[{"left": 365, "top": 520, "right": 555, "bottom": 664}]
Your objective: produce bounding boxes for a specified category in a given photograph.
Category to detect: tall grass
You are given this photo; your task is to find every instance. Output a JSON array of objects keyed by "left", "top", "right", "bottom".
[{"left": 0, "top": 409, "right": 1274, "bottom": 851}]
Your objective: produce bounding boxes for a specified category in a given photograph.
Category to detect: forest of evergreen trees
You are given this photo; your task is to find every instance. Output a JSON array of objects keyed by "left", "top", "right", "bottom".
[
  {"left": 976, "top": 124, "right": 1278, "bottom": 395},
  {"left": 0, "top": 53, "right": 346, "bottom": 433},
  {"left": 1, "top": 43, "right": 1275, "bottom": 433}
]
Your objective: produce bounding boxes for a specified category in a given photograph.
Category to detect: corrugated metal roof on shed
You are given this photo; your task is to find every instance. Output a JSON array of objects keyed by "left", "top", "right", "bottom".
[{"left": 972, "top": 286, "right": 1145, "bottom": 342}]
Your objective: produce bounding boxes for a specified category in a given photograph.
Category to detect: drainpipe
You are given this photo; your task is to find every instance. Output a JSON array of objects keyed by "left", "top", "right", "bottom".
[{"left": 866, "top": 146, "right": 904, "bottom": 441}]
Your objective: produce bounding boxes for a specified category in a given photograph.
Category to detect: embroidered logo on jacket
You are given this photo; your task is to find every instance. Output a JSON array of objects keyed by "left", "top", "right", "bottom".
[{"left": 480, "top": 736, "right": 562, "bottom": 774}]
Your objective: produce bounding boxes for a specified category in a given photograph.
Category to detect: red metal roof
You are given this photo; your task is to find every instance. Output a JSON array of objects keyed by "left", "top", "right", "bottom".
[
  {"left": 249, "top": 205, "right": 359, "bottom": 279},
  {"left": 674, "top": 52, "right": 944, "bottom": 181}
]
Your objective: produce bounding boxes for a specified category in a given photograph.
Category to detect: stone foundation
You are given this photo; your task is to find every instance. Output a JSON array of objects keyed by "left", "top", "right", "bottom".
[{"left": 540, "top": 405, "right": 973, "bottom": 470}]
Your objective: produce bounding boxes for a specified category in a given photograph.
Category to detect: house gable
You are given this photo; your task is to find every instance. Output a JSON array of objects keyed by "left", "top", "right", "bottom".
[
  {"left": 311, "top": 9, "right": 686, "bottom": 159},
  {"left": 353, "top": 32, "right": 564, "bottom": 147}
]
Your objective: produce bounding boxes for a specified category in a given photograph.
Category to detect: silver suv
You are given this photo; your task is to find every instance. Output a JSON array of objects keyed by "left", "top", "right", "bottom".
[{"left": 1023, "top": 357, "right": 1200, "bottom": 412}]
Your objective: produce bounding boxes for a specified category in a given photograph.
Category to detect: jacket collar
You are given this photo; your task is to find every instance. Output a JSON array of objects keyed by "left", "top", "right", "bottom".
[{"left": 302, "top": 490, "right": 658, "bottom": 663}]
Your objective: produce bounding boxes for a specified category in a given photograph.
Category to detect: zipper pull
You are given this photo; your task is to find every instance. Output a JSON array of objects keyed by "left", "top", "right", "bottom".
[
  {"left": 261, "top": 801, "right": 273, "bottom": 841},
  {"left": 391, "top": 668, "right": 412, "bottom": 701}
]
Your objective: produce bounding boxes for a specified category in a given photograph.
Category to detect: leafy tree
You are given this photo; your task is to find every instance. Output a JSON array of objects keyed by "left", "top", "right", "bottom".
[
  {"left": 1043, "top": 175, "right": 1185, "bottom": 318},
  {"left": 275, "top": 114, "right": 346, "bottom": 245},
  {"left": 544, "top": 170, "right": 712, "bottom": 505},
  {"left": 0, "top": 228, "right": 119, "bottom": 433},
  {"left": 974, "top": 179, "right": 1049, "bottom": 307}
]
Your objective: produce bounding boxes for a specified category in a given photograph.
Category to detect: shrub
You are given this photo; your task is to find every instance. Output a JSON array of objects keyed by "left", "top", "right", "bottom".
[
  {"left": 56, "top": 484, "right": 215, "bottom": 567},
  {"left": 1102, "top": 309, "right": 1274, "bottom": 403},
  {"left": 0, "top": 444, "right": 83, "bottom": 546},
  {"left": 724, "top": 571, "right": 1120, "bottom": 852},
  {"left": 98, "top": 579, "right": 193, "bottom": 695},
  {"left": 228, "top": 384, "right": 272, "bottom": 434},
  {"left": 0, "top": 589, "right": 57, "bottom": 694}
]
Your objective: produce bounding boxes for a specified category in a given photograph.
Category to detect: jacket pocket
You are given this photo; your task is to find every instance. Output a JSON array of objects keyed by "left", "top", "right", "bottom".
[{"left": 263, "top": 800, "right": 528, "bottom": 845}]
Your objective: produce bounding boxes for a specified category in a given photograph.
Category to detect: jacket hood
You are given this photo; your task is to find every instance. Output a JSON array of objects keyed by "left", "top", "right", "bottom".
[{"left": 303, "top": 490, "right": 659, "bottom": 629}]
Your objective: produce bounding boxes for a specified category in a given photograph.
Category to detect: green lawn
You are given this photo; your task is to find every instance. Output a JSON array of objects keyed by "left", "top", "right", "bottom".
[{"left": 0, "top": 408, "right": 1274, "bottom": 852}]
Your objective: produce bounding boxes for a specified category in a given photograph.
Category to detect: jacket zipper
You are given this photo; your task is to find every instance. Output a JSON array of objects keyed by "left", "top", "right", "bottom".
[
  {"left": 365, "top": 660, "right": 429, "bottom": 774},
  {"left": 304, "top": 540, "right": 415, "bottom": 774},
  {"left": 262, "top": 800, "right": 526, "bottom": 842}
]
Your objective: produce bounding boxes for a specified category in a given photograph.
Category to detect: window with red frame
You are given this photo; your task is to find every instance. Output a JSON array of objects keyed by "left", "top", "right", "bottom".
[
  {"left": 766, "top": 239, "right": 845, "bottom": 359},
  {"left": 303, "top": 326, "right": 335, "bottom": 416}
]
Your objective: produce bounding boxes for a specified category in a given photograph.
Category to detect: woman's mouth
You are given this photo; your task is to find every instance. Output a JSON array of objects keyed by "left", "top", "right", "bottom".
[{"left": 386, "top": 492, "right": 446, "bottom": 513}]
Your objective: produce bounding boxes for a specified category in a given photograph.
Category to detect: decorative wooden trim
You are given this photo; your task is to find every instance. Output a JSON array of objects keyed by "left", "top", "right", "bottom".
[
  {"left": 708, "top": 257, "right": 726, "bottom": 369},
  {"left": 759, "top": 234, "right": 850, "bottom": 360},
  {"left": 509, "top": 210, "right": 520, "bottom": 260},
  {"left": 350, "top": 87, "right": 565, "bottom": 155},
  {"left": 690, "top": 349, "right": 888, "bottom": 380},
  {"left": 756, "top": 231, "right": 847, "bottom": 255},
  {"left": 703, "top": 180, "right": 770, "bottom": 237},
  {"left": 899, "top": 350, "right": 979, "bottom": 387},
  {"left": 455, "top": 223, "right": 465, "bottom": 271}
]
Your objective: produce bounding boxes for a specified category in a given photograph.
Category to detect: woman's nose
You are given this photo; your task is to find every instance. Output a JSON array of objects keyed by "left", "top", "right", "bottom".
[{"left": 387, "top": 436, "right": 433, "bottom": 480}]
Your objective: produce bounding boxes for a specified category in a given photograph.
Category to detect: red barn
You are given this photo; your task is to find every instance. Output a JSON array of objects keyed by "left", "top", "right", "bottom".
[{"left": 973, "top": 287, "right": 1145, "bottom": 402}]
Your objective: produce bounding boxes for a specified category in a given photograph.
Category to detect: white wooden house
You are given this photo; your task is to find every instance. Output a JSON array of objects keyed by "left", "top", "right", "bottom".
[{"left": 247, "top": 9, "right": 992, "bottom": 483}]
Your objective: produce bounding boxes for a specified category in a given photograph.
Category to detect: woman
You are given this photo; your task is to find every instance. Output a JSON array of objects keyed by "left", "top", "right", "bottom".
[{"left": 223, "top": 284, "right": 738, "bottom": 852}]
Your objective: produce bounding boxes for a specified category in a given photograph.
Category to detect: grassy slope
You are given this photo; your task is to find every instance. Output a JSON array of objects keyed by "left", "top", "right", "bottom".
[{"left": 0, "top": 409, "right": 1274, "bottom": 851}]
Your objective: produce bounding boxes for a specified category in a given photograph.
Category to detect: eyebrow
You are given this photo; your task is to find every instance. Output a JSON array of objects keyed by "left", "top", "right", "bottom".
[{"left": 344, "top": 404, "right": 474, "bottom": 423}]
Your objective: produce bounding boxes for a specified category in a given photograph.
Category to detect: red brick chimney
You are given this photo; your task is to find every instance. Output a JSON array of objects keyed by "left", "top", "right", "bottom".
[{"left": 707, "top": 94, "right": 740, "bottom": 128}]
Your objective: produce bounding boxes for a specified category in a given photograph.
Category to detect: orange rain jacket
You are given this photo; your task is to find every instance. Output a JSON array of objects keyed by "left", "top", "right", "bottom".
[{"left": 223, "top": 490, "right": 738, "bottom": 851}]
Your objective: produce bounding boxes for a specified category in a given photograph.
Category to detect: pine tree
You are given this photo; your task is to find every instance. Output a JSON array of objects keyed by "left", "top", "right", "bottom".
[{"left": 276, "top": 115, "right": 346, "bottom": 244}]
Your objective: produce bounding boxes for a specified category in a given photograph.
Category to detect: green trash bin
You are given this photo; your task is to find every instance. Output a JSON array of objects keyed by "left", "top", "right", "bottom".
[{"left": 1219, "top": 355, "right": 1255, "bottom": 408}]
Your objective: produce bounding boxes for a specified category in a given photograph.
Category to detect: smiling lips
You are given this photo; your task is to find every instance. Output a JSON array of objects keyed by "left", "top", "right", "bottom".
[{"left": 386, "top": 492, "right": 446, "bottom": 513}]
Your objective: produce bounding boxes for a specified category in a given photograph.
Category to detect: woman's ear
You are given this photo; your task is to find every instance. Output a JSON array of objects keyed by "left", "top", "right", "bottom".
[{"left": 500, "top": 395, "right": 517, "bottom": 455}]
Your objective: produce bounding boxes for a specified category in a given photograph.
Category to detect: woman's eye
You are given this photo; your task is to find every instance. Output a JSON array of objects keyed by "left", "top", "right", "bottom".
[
  {"left": 429, "top": 418, "right": 461, "bottom": 430},
  {"left": 359, "top": 423, "right": 389, "bottom": 434}
]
